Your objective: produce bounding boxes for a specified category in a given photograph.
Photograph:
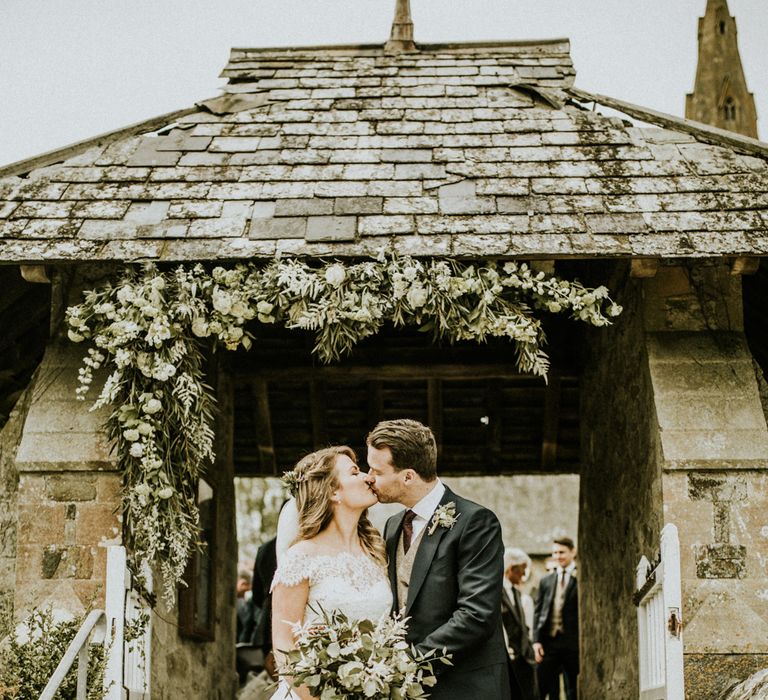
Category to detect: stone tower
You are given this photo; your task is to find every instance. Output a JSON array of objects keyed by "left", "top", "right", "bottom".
[{"left": 686, "top": 0, "right": 758, "bottom": 137}]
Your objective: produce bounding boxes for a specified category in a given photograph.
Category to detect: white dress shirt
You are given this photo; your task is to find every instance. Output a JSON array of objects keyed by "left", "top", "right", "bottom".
[{"left": 407, "top": 479, "right": 446, "bottom": 540}]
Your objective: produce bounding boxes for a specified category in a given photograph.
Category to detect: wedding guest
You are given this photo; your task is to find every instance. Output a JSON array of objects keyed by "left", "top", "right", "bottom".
[
  {"left": 236, "top": 568, "right": 254, "bottom": 642},
  {"left": 533, "top": 537, "right": 579, "bottom": 700},
  {"left": 251, "top": 535, "right": 278, "bottom": 659},
  {"left": 239, "top": 533, "right": 282, "bottom": 695},
  {"left": 502, "top": 548, "right": 537, "bottom": 700}
]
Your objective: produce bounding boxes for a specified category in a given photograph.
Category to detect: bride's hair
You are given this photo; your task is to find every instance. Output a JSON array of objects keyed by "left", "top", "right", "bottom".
[{"left": 292, "top": 445, "right": 387, "bottom": 566}]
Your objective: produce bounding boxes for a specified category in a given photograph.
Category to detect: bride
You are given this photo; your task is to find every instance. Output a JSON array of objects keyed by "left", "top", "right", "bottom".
[{"left": 270, "top": 446, "right": 393, "bottom": 700}]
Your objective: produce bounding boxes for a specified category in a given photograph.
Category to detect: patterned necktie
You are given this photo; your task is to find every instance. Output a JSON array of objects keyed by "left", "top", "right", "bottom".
[{"left": 402, "top": 509, "right": 417, "bottom": 553}]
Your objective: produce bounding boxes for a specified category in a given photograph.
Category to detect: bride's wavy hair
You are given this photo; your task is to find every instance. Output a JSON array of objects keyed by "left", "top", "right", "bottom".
[{"left": 293, "top": 445, "right": 387, "bottom": 566}]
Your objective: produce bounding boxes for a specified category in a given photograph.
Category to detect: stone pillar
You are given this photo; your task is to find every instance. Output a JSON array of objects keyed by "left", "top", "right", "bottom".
[
  {"left": 0, "top": 379, "right": 36, "bottom": 634},
  {"left": 643, "top": 264, "right": 768, "bottom": 698},
  {"left": 579, "top": 264, "right": 664, "bottom": 698},
  {"left": 13, "top": 340, "right": 120, "bottom": 618}
]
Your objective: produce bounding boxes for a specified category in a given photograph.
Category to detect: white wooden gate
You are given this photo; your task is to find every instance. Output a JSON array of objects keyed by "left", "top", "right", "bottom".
[
  {"left": 104, "top": 546, "right": 152, "bottom": 699},
  {"left": 635, "top": 524, "right": 684, "bottom": 700}
]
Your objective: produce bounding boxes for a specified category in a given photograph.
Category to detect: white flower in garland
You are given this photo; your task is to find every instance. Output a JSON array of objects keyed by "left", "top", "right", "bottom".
[
  {"left": 406, "top": 284, "right": 428, "bottom": 309},
  {"left": 129, "top": 443, "right": 144, "bottom": 458},
  {"left": 324, "top": 263, "right": 346, "bottom": 287},
  {"left": 142, "top": 398, "right": 162, "bottom": 415}
]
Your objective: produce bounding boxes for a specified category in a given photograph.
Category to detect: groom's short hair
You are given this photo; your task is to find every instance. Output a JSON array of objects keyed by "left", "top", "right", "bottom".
[{"left": 366, "top": 418, "right": 437, "bottom": 481}]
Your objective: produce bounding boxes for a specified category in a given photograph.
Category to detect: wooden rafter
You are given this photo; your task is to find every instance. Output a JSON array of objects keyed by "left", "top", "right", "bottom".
[
  {"left": 485, "top": 379, "right": 503, "bottom": 464},
  {"left": 251, "top": 379, "right": 276, "bottom": 474},
  {"left": 541, "top": 373, "right": 562, "bottom": 470},
  {"left": 310, "top": 379, "right": 328, "bottom": 448},
  {"left": 367, "top": 380, "right": 383, "bottom": 429},
  {"left": 427, "top": 379, "right": 443, "bottom": 457}
]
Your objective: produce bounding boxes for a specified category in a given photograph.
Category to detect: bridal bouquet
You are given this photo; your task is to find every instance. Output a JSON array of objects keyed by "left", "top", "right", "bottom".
[{"left": 279, "top": 608, "right": 451, "bottom": 699}]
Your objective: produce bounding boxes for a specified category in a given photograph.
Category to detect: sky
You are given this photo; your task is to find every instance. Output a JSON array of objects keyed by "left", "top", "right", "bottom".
[{"left": 0, "top": 0, "right": 766, "bottom": 167}]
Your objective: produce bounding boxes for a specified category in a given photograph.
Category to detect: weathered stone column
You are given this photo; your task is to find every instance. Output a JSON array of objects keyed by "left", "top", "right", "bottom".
[
  {"left": 643, "top": 264, "right": 768, "bottom": 698},
  {"left": 12, "top": 340, "right": 120, "bottom": 618},
  {"left": 579, "top": 263, "right": 664, "bottom": 698},
  {"left": 0, "top": 380, "right": 36, "bottom": 632}
]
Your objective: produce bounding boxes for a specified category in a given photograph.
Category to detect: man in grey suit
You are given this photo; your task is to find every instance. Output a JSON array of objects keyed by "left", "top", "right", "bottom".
[
  {"left": 365, "top": 418, "right": 511, "bottom": 700},
  {"left": 502, "top": 548, "right": 537, "bottom": 700}
]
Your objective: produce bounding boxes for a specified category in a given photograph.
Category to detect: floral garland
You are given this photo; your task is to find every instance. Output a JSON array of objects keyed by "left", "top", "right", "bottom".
[{"left": 66, "top": 255, "right": 621, "bottom": 605}]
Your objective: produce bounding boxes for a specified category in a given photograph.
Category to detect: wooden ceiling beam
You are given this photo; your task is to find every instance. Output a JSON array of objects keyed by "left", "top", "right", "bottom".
[
  {"left": 237, "top": 364, "right": 565, "bottom": 382},
  {"left": 630, "top": 258, "right": 659, "bottom": 278},
  {"left": 731, "top": 257, "right": 760, "bottom": 276}
]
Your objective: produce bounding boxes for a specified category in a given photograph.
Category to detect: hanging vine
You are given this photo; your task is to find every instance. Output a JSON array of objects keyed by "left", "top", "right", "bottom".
[{"left": 66, "top": 255, "right": 621, "bottom": 605}]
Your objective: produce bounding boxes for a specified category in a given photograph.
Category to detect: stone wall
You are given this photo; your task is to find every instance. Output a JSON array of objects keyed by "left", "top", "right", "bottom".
[
  {"left": 11, "top": 333, "right": 238, "bottom": 697},
  {"left": 643, "top": 265, "right": 768, "bottom": 699},
  {"left": 13, "top": 342, "right": 120, "bottom": 617},
  {"left": 149, "top": 365, "right": 238, "bottom": 699},
  {"left": 579, "top": 264, "right": 664, "bottom": 699},
  {"left": 0, "top": 378, "right": 35, "bottom": 634}
]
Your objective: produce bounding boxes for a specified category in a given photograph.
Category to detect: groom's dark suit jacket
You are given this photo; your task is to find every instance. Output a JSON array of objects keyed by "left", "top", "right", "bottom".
[{"left": 384, "top": 486, "right": 511, "bottom": 700}]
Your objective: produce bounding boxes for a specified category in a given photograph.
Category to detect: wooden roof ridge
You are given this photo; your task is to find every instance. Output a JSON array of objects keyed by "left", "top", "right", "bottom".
[
  {"left": 569, "top": 87, "right": 768, "bottom": 159},
  {"left": 225, "top": 37, "right": 572, "bottom": 57}
]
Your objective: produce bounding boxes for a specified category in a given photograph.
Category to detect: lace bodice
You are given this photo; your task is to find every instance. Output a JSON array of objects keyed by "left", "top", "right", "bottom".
[{"left": 271, "top": 547, "right": 393, "bottom": 624}]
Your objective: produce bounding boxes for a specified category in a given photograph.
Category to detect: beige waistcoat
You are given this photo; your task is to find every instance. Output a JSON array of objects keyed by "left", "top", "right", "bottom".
[
  {"left": 395, "top": 525, "right": 427, "bottom": 612},
  {"left": 549, "top": 575, "right": 566, "bottom": 636}
]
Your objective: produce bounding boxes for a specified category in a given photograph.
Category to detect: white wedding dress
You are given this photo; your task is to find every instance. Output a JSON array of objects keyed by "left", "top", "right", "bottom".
[{"left": 269, "top": 546, "right": 394, "bottom": 700}]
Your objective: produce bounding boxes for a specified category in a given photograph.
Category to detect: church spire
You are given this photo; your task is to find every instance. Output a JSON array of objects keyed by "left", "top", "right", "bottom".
[
  {"left": 686, "top": 0, "right": 758, "bottom": 137},
  {"left": 385, "top": 0, "right": 416, "bottom": 53}
]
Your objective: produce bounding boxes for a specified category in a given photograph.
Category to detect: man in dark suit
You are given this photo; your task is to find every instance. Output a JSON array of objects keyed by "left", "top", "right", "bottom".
[
  {"left": 247, "top": 533, "right": 282, "bottom": 684},
  {"left": 502, "top": 548, "right": 537, "bottom": 700},
  {"left": 533, "top": 537, "right": 579, "bottom": 700},
  {"left": 366, "top": 418, "right": 511, "bottom": 700}
]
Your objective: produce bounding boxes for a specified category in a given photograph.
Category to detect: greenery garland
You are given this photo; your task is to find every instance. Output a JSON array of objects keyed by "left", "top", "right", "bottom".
[{"left": 66, "top": 255, "right": 621, "bottom": 606}]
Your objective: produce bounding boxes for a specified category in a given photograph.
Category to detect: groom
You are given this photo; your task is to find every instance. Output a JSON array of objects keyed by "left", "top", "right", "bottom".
[{"left": 366, "top": 419, "right": 511, "bottom": 700}]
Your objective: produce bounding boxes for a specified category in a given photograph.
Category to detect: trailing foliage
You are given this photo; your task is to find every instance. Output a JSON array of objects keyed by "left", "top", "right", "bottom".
[
  {"left": 0, "top": 607, "right": 106, "bottom": 700},
  {"left": 67, "top": 255, "right": 621, "bottom": 605}
]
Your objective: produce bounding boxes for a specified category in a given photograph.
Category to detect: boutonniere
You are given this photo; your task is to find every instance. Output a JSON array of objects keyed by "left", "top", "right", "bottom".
[{"left": 428, "top": 502, "right": 460, "bottom": 535}]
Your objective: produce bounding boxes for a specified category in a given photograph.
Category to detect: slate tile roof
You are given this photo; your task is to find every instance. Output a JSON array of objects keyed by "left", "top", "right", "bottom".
[{"left": 1, "top": 39, "right": 767, "bottom": 262}]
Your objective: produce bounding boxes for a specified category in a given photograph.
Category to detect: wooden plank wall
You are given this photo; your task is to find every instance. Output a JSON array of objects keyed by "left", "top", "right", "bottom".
[{"left": 234, "top": 369, "right": 579, "bottom": 477}]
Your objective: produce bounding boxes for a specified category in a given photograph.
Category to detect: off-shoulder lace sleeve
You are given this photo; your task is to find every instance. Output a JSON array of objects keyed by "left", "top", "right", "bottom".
[{"left": 271, "top": 547, "right": 312, "bottom": 591}]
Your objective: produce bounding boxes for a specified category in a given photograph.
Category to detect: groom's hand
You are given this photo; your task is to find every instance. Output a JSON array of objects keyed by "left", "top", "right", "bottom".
[{"left": 533, "top": 642, "right": 545, "bottom": 664}]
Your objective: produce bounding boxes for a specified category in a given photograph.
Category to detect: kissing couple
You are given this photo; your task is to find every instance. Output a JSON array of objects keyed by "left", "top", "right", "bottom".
[{"left": 270, "top": 418, "right": 511, "bottom": 700}]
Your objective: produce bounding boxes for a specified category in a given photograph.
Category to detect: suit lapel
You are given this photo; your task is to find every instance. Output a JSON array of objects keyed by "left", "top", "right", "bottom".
[
  {"left": 509, "top": 586, "right": 524, "bottom": 626},
  {"left": 405, "top": 486, "right": 455, "bottom": 614},
  {"left": 386, "top": 510, "right": 406, "bottom": 606},
  {"left": 502, "top": 586, "right": 515, "bottom": 614},
  {"left": 565, "top": 571, "right": 577, "bottom": 600},
  {"left": 541, "top": 573, "right": 556, "bottom": 612}
]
